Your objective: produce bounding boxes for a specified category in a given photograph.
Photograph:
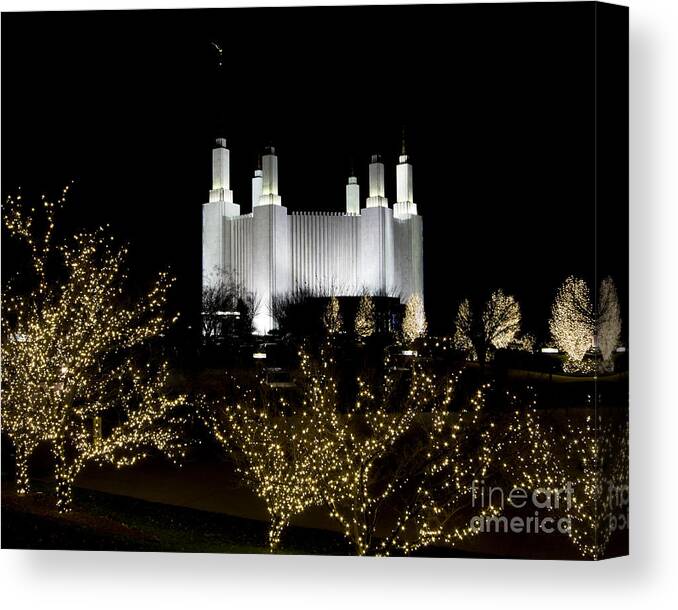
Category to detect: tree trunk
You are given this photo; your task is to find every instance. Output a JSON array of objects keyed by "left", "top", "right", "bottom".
[
  {"left": 14, "top": 442, "right": 31, "bottom": 495},
  {"left": 268, "top": 513, "right": 290, "bottom": 552},
  {"left": 53, "top": 447, "right": 75, "bottom": 512},
  {"left": 55, "top": 468, "right": 74, "bottom": 512}
]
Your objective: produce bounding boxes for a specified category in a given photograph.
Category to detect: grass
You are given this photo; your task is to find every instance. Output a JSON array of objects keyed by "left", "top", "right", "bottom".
[{"left": 1, "top": 481, "right": 352, "bottom": 555}]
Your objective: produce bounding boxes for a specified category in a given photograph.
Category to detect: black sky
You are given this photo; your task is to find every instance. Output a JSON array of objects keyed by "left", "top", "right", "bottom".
[{"left": 1, "top": 3, "right": 628, "bottom": 337}]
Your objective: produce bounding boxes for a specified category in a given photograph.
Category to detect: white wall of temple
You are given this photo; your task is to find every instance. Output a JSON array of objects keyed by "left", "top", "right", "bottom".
[
  {"left": 290, "top": 212, "right": 360, "bottom": 295},
  {"left": 409, "top": 215, "right": 424, "bottom": 300},
  {"left": 202, "top": 200, "right": 240, "bottom": 288},
  {"left": 359, "top": 206, "right": 396, "bottom": 296},
  {"left": 229, "top": 214, "right": 254, "bottom": 293},
  {"left": 394, "top": 215, "right": 424, "bottom": 304},
  {"left": 204, "top": 205, "right": 423, "bottom": 332},
  {"left": 252, "top": 204, "right": 291, "bottom": 335}
]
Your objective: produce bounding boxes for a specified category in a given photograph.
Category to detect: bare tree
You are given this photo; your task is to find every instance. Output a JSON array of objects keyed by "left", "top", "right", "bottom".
[
  {"left": 201, "top": 282, "right": 232, "bottom": 340},
  {"left": 202, "top": 271, "right": 258, "bottom": 341},
  {"left": 270, "top": 287, "right": 317, "bottom": 335}
]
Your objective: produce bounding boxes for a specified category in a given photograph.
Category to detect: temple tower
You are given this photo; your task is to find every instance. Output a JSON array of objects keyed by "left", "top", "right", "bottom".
[
  {"left": 392, "top": 136, "right": 423, "bottom": 302},
  {"left": 252, "top": 145, "right": 291, "bottom": 334},
  {"left": 346, "top": 174, "right": 360, "bottom": 216},
  {"left": 360, "top": 153, "right": 395, "bottom": 294},
  {"left": 202, "top": 137, "right": 240, "bottom": 288}
]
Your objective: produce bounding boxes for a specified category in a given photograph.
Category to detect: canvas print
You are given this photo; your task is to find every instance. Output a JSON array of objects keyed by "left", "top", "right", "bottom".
[{"left": 1, "top": 2, "right": 628, "bottom": 559}]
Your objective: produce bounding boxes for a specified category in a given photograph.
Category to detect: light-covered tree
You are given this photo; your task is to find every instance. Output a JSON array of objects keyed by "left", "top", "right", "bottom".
[
  {"left": 453, "top": 290, "right": 522, "bottom": 365},
  {"left": 2, "top": 190, "right": 188, "bottom": 509},
  {"left": 483, "top": 289, "right": 521, "bottom": 350},
  {"left": 354, "top": 294, "right": 375, "bottom": 339},
  {"left": 511, "top": 332, "right": 536, "bottom": 353},
  {"left": 286, "top": 352, "right": 523, "bottom": 556},
  {"left": 202, "top": 376, "right": 325, "bottom": 551},
  {"left": 597, "top": 276, "right": 622, "bottom": 367},
  {"left": 500, "top": 405, "right": 628, "bottom": 560},
  {"left": 453, "top": 298, "right": 475, "bottom": 357},
  {"left": 402, "top": 293, "right": 427, "bottom": 343},
  {"left": 323, "top": 295, "right": 343, "bottom": 335},
  {"left": 380, "top": 384, "right": 505, "bottom": 555},
  {"left": 205, "top": 338, "right": 573, "bottom": 556},
  {"left": 549, "top": 276, "right": 595, "bottom": 368}
]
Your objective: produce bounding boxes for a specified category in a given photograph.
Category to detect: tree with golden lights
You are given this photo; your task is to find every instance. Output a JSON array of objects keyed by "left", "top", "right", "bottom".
[
  {"left": 453, "top": 289, "right": 522, "bottom": 365},
  {"left": 354, "top": 294, "right": 375, "bottom": 339},
  {"left": 549, "top": 276, "right": 594, "bottom": 370},
  {"left": 323, "top": 295, "right": 343, "bottom": 335},
  {"left": 300, "top": 354, "right": 539, "bottom": 556},
  {"left": 377, "top": 383, "right": 508, "bottom": 555},
  {"left": 597, "top": 276, "right": 622, "bottom": 370},
  {"left": 498, "top": 401, "right": 628, "bottom": 560},
  {"left": 303, "top": 348, "right": 432, "bottom": 555},
  {"left": 402, "top": 292, "right": 427, "bottom": 344},
  {"left": 202, "top": 375, "right": 326, "bottom": 551},
  {"left": 550, "top": 275, "right": 623, "bottom": 372},
  {"left": 2, "top": 190, "right": 188, "bottom": 510},
  {"left": 453, "top": 298, "right": 475, "bottom": 357},
  {"left": 212, "top": 336, "right": 543, "bottom": 555}
]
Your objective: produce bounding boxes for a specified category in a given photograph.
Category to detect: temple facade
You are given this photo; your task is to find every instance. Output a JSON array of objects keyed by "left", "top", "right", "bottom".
[{"left": 202, "top": 138, "right": 423, "bottom": 335}]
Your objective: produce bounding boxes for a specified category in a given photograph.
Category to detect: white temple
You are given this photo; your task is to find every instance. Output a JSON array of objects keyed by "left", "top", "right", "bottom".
[{"left": 202, "top": 138, "right": 424, "bottom": 335}]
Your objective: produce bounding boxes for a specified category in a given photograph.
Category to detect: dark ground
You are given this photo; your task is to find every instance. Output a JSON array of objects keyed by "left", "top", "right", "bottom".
[{"left": 2, "top": 480, "right": 492, "bottom": 558}]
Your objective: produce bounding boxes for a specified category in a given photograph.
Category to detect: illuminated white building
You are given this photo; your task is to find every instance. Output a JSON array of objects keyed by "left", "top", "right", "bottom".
[{"left": 202, "top": 138, "right": 424, "bottom": 335}]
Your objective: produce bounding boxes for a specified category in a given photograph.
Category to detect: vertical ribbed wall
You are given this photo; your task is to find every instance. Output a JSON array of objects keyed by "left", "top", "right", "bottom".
[
  {"left": 290, "top": 212, "right": 360, "bottom": 295},
  {"left": 393, "top": 215, "right": 424, "bottom": 304},
  {"left": 229, "top": 214, "right": 253, "bottom": 294},
  {"left": 213, "top": 207, "right": 422, "bottom": 316}
]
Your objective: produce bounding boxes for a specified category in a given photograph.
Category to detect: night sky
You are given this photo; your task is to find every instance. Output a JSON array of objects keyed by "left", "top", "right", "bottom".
[{"left": 1, "top": 3, "right": 628, "bottom": 338}]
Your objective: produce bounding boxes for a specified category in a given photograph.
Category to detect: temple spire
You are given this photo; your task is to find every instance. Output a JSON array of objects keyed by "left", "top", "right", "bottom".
[
  {"left": 394, "top": 131, "right": 417, "bottom": 218},
  {"left": 258, "top": 143, "right": 281, "bottom": 206},
  {"left": 209, "top": 136, "right": 233, "bottom": 204}
]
